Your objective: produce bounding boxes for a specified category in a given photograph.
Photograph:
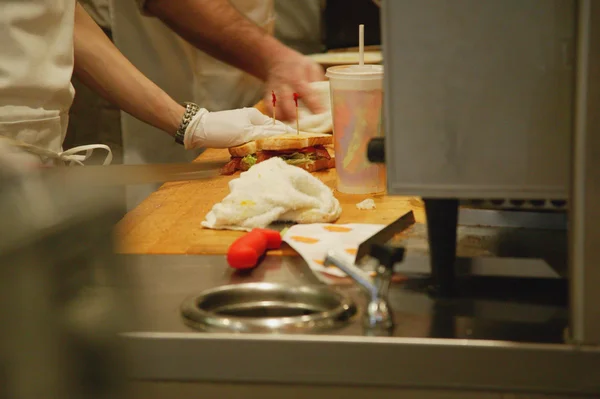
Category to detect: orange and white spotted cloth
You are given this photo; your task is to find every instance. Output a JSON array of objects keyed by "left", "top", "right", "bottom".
[{"left": 282, "top": 223, "right": 386, "bottom": 283}]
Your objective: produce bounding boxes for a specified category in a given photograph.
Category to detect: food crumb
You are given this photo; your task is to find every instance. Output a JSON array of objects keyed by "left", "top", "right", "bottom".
[{"left": 356, "top": 198, "right": 376, "bottom": 210}]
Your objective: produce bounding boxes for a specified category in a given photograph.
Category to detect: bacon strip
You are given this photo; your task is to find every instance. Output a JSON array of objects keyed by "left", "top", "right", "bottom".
[
  {"left": 220, "top": 157, "right": 242, "bottom": 175},
  {"left": 262, "top": 145, "right": 330, "bottom": 157},
  {"left": 256, "top": 151, "right": 274, "bottom": 163},
  {"left": 314, "top": 146, "right": 331, "bottom": 160},
  {"left": 221, "top": 145, "right": 332, "bottom": 175}
]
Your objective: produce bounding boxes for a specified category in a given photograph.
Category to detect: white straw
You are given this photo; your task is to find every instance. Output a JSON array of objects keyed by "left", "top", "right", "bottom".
[{"left": 359, "top": 24, "right": 365, "bottom": 66}]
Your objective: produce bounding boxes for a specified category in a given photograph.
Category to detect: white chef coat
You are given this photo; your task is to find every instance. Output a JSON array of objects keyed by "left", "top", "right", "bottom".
[
  {"left": 0, "top": 0, "right": 112, "bottom": 167},
  {"left": 0, "top": 0, "right": 76, "bottom": 163},
  {"left": 274, "top": 0, "right": 324, "bottom": 55},
  {"left": 110, "top": 0, "right": 275, "bottom": 210}
]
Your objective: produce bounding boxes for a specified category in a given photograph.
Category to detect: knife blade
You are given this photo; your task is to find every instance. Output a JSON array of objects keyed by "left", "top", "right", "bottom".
[
  {"left": 45, "top": 161, "right": 227, "bottom": 186},
  {"left": 355, "top": 210, "right": 416, "bottom": 265},
  {"left": 267, "top": 222, "right": 296, "bottom": 234}
]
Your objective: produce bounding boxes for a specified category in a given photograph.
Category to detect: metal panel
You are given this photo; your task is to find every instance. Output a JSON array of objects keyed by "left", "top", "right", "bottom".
[
  {"left": 121, "top": 254, "right": 568, "bottom": 338},
  {"left": 382, "top": 0, "right": 575, "bottom": 198},
  {"left": 123, "top": 332, "right": 600, "bottom": 396},
  {"left": 458, "top": 209, "right": 567, "bottom": 230},
  {"left": 0, "top": 173, "right": 128, "bottom": 399},
  {"left": 569, "top": 0, "right": 600, "bottom": 346},
  {"left": 119, "top": 254, "right": 600, "bottom": 395},
  {"left": 129, "top": 381, "right": 505, "bottom": 399}
]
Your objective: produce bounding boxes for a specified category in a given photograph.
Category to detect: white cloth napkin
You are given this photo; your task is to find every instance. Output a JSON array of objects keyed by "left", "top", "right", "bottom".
[
  {"left": 202, "top": 157, "right": 341, "bottom": 231},
  {"left": 282, "top": 223, "right": 385, "bottom": 282},
  {"left": 285, "top": 81, "right": 332, "bottom": 134}
]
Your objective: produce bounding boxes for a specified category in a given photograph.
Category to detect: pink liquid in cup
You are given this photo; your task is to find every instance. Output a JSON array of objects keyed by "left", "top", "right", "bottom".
[{"left": 327, "top": 65, "right": 385, "bottom": 194}]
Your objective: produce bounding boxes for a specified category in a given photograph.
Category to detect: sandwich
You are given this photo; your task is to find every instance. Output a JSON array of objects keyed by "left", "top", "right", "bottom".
[{"left": 221, "top": 132, "right": 335, "bottom": 175}]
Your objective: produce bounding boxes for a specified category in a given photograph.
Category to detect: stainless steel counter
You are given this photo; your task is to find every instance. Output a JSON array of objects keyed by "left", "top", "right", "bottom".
[{"left": 121, "top": 254, "right": 600, "bottom": 396}]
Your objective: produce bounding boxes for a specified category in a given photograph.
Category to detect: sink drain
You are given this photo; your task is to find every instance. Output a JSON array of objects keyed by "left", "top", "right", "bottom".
[{"left": 181, "top": 282, "right": 356, "bottom": 333}]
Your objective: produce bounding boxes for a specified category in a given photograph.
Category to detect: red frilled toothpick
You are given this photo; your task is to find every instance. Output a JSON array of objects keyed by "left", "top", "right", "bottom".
[
  {"left": 293, "top": 93, "right": 300, "bottom": 135},
  {"left": 271, "top": 90, "right": 277, "bottom": 125}
]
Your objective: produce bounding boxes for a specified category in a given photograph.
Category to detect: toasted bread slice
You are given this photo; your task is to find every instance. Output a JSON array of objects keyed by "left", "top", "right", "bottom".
[
  {"left": 228, "top": 132, "right": 333, "bottom": 156},
  {"left": 259, "top": 132, "right": 332, "bottom": 151},
  {"left": 228, "top": 141, "right": 258, "bottom": 157},
  {"left": 297, "top": 157, "right": 336, "bottom": 173}
]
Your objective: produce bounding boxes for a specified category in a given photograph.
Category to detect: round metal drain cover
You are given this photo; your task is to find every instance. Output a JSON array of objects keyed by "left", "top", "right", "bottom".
[{"left": 181, "top": 282, "right": 356, "bottom": 333}]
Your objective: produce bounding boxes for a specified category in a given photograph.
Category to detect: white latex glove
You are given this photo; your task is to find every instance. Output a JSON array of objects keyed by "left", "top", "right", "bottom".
[{"left": 183, "top": 107, "right": 293, "bottom": 149}]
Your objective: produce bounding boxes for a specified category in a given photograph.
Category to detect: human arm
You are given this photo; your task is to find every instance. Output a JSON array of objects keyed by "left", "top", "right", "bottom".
[
  {"left": 73, "top": 2, "right": 185, "bottom": 136},
  {"left": 73, "top": 3, "right": 288, "bottom": 148},
  {"left": 143, "top": 0, "right": 325, "bottom": 121}
]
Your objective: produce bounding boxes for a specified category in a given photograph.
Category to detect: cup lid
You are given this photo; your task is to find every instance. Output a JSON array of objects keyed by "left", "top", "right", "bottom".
[{"left": 326, "top": 64, "right": 383, "bottom": 80}]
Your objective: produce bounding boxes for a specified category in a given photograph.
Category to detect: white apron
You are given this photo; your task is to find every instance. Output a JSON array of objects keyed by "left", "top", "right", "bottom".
[
  {"left": 0, "top": 0, "right": 112, "bottom": 167},
  {"left": 111, "top": 0, "right": 275, "bottom": 210},
  {"left": 0, "top": 0, "right": 75, "bottom": 164}
]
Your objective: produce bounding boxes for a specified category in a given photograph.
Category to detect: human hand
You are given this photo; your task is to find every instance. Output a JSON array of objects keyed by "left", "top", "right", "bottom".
[
  {"left": 283, "top": 81, "right": 332, "bottom": 133},
  {"left": 183, "top": 107, "right": 293, "bottom": 149},
  {"left": 263, "top": 48, "right": 326, "bottom": 122}
]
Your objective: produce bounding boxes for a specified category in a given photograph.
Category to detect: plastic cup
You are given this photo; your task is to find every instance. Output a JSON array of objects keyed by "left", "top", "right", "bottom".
[{"left": 326, "top": 64, "right": 385, "bottom": 194}]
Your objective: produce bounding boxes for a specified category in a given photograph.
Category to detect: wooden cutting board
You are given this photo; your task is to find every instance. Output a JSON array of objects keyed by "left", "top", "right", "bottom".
[
  {"left": 116, "top": 100, "right": 424, "bottom": 255},
  {"left": 116, "top": 148, "right": 425, "bottom": 255}
]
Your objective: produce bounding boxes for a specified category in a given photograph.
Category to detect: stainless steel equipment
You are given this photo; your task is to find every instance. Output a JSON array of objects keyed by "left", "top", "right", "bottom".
[
  {"left": 381, "top": 0, "right": 574, "bottom": 199},
  {"left": 354, "top": 210, "right": 415, "bottom": 262},
  {"left": 325, "top": 245, "right": 399, "bottom": 336},
  {"left": 323, "top": 212, "right": 413, "bottom": 335},
  {"left": 377, "top": 0, "right": 600, "bottom": 346},
  {"left": 123, "top": 255, "right": 600, "bottom": 397},
  {"left": 0, "top": 170, "right": 130, "bottom": 399},
  {"left": 181, "top": 282, "right": 357, "bottom": 333}
]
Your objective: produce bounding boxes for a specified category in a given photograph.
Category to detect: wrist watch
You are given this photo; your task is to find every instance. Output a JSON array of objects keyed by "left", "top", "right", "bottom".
[{"left": 175, "top": 102, "right": 201, "bottom": 145}]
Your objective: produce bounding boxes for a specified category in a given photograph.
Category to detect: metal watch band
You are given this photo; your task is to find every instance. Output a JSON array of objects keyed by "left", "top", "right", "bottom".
[{"left": 175, "top": 102, "right": 201, "bottom": 145}]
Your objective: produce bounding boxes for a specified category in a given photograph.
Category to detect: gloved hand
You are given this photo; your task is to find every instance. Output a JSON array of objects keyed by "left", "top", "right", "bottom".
[
  {"left": 263, "top": 48, "right": 326, "bottom": 122},
  {"left": 183, "top": 107, "right": 293, "bottom": 149}
]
